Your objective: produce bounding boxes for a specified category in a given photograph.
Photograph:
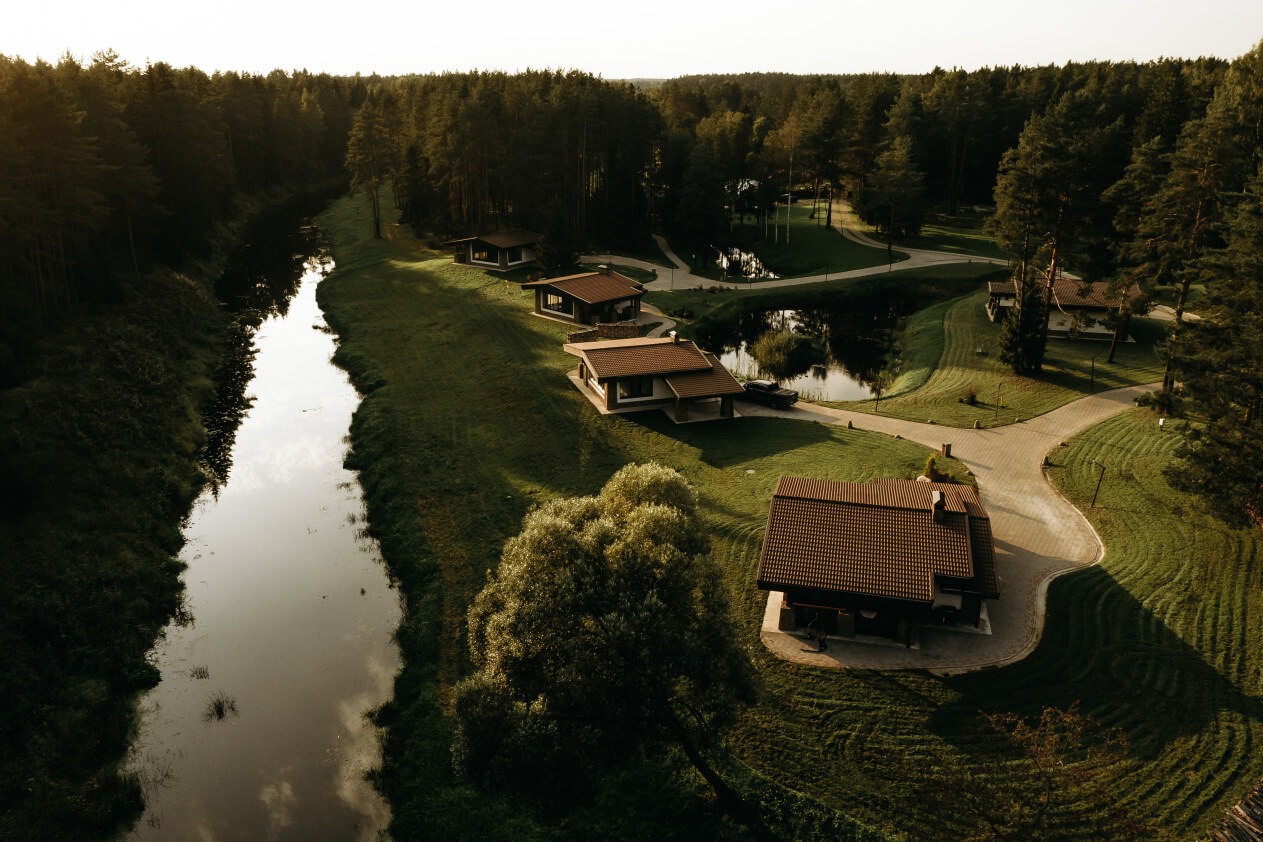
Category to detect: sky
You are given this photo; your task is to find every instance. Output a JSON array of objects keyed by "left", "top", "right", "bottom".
[{"left": 4, "top": 0, "right": 1262, "bottom": 78}]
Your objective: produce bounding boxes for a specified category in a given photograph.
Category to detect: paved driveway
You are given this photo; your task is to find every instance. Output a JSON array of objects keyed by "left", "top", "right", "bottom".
[{"left": 742, "top": 383, "right": 1159, "bottom": 674}]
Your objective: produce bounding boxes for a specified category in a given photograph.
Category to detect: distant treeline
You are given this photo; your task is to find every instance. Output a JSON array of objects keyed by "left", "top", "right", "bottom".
[
  {"left": 0, "top": 52, "right": 362, "bottom": 379},
  {"left": 350, "top": 59, "right": 1230, "bottom": 260}
]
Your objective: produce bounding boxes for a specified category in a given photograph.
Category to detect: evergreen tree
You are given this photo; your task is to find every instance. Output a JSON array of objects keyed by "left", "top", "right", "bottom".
[
  {"left": 857, "top": 135, "right": 927, "bottom": 256},
  {"left": 345, "top": 99, "right": 391, "bottom": 238},
  {"left": 1165, "top": 165, "right": 1263, "bottom": 526}
]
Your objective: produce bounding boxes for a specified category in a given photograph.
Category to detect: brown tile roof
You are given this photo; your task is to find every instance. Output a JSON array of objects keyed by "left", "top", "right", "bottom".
[
  {"left": 523, "top": 271, "right": 644, "bottom": 305},
  {"left": 565, "top": 337, "right": 714, "bottom": 380},
  {"left": 988, "top": 278, "right": 1142, "bottom": 310},
  {"left": 757, "top": 477, "right": 999, "bottom": 603},
  {"left": 665, "top": 353, "right": 746, "bottom": 399},
  {"left": 447, "top": 230, "right": 539, "bottom": 248}
]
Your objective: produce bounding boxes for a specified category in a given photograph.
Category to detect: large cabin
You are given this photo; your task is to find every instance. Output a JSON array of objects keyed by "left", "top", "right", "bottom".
[
  {"left": 757, "top": 476, "right": 1000, "bottom": 646},
  {"left": 562, "top": 335, "right": 746, "bottom": 422}
]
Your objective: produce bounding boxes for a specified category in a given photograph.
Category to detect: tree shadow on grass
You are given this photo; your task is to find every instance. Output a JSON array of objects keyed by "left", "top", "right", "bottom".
[{"left": 934, "top": 565, "right": 1262, "bottom": 763}]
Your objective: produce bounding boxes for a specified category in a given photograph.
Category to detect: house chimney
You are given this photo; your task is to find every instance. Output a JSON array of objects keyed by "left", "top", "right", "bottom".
[
  {"left": 670, "top": 330, "right": 679, "bottom": 343},
  {"left": 931, "top": 490, "right": 945, "bottom": 524}
]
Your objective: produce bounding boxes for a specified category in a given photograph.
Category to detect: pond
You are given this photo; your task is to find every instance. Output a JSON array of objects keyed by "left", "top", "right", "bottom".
[
  {"left": 715, "top": 245, "right": 779, "bottom": 279},
  {"left": 696, "top": 297, "right": 916, "bottom": 401},
  {"left": 127, "top": 214, "right": 400, "bottom": 840}
]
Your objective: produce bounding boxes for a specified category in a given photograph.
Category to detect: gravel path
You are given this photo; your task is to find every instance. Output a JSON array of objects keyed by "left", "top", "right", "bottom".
[{"left": 744, "top": 382, "right": 1160, "bottom": 674}]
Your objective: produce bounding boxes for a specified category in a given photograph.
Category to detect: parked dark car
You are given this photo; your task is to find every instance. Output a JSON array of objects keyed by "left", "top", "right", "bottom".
[{"left": 741, "top": 380, "right": 798, "bottom": 409}]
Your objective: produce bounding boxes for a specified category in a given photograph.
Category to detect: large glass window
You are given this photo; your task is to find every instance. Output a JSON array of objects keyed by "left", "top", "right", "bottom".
[
  {"left": 544, "top": 292, "right": 573, "bottom": 315},
  {"left": 617, "top": 377, "right": 655, "bottom": 399},
  {"left": 507, "top": 247, "right": 523, "bottom": 263},
  {"left": 472, "top": 246, "right": 494, "bottom": 263}
]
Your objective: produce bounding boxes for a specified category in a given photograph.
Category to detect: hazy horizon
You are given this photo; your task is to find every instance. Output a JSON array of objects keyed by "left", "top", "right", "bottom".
[{"left": 5, "top": 0, "right": 1262, "bottom": 78}]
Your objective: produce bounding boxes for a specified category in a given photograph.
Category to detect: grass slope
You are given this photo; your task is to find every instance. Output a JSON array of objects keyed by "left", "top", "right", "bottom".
[
  {"left": 836, "top": 288, "right": 1167, "bottom": 426},
  {"left": 645, "top": 262, "right": 1005, "bottom": 326},
  {"left": 317, "top": 198, "right": 955, "bottom": 840},
  {"left": 688, "top": 203, "right": 901, "bottom": 280}
]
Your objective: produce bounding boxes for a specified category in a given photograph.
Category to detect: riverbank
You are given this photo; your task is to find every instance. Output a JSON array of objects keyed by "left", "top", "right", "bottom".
[{"left": 0, "top": 181, "right": 342, "bottom": 839}]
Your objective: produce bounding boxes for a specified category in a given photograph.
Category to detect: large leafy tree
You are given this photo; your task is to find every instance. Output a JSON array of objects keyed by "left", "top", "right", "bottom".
[
  {"left": 1166, "top": 165, "right": 1263, "bottom": 526},
  {"left": 453, "top": 463, "right": 756, "bottom": 804}
]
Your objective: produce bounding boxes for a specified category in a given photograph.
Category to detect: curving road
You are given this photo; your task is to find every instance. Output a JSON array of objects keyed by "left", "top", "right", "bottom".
[
  {"left": 584, "top": 200, "right": 1006, "bottom": 292},
  {"left": 742, "top": 383, "right": 1159, "bottom": 675}
]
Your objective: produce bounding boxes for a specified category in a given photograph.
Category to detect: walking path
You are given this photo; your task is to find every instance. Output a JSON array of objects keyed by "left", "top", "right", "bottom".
[
  {"left": 583, "top": 201, "right": 1005, "bottom": 293},
  {"left": 741, "top": 382, "right": 1159, "bottom": 674}
]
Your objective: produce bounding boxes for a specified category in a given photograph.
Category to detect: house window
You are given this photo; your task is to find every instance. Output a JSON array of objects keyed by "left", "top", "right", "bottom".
[
  {"left": 472, "top": 246, "right": 494, "bottom": 263},
  {"left": 544, "top": 292, "right": 573, "bottom": 315},
  {"left": 507, "top": 247, "right": 523, "bottom": 263},
  {"left": 618, "top": 377, "right": 654, "bottom": 399}
]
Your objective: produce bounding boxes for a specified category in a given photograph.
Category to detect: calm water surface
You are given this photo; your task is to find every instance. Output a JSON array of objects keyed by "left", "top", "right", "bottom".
[
  {"left": 701, "top": 303, "right": 909, "bottom": 401},
  {"left": 129, "top": 223, "right": 400, "bottom": 841}
]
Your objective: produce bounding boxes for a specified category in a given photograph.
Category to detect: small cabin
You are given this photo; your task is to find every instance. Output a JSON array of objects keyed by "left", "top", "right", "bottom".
[
  {"left": 522, "top": 270, "right": 644, "bottom": 326},
  {"left": 448, "top": 231, "right": 539, "bottom": 272},
  {"left": 986, "top": 278, "right": 1143, "bottom": 339}
]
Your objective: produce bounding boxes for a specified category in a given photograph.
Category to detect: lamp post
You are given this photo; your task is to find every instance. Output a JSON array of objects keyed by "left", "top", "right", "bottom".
[
  {"left": 1090, "top": 354, "right": 1097, "bottom": 393},
  {"left": 1090, "top": 459, "right": 1106, "bottom": 508}
]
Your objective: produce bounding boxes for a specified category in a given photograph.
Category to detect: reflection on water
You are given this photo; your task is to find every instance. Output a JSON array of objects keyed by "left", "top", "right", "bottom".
[
  {"left": 699, "top": 299, "right": 911, "bottom": 401},
  {"left": 129, "top": 218, "right": 400, "bottom": 841},
  {"left": 200, "top": 223, "right": 327, "bottom": 493},
  {"left": 716, "top": 245, "right": 779, "bottom": 279}
]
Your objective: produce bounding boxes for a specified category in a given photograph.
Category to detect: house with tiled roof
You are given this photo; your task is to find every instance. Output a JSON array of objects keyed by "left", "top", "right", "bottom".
[
  {"left": 986, "top": 277, "right": 1144, "bottom": 339},
  {"left": 447, "top": 231, "right": 539, "bottom": 272},
  {"left": 757, "top": 476, "right": 1000, "bottom": 646},
  {"left": 523, "top": 270, "right": 644, "bottom": 325},
  {"left": 563, "top": 334, "right": 745, "bottom": 422}
]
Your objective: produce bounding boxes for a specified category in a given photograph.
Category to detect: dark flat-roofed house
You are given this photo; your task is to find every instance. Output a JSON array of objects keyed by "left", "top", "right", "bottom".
[
  {"left": 757, "top": 476, "right": 1000, "bottom": 646},
  {"left": 986, "top": 277, "right": 1143, "bottom": 339},
  {"left": 448, "top": 231, "right": 539, "bottom": 272},
  {"left": 523, "top": 270, "right": 644, "bottom": 325},
  {"left": 563, "top": 334, "right": 745, "bottom": 422}
]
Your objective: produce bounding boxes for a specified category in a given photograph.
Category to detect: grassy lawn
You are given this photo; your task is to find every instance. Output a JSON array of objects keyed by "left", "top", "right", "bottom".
[
  {"left": 900, "top": 222, "right": 1008, "bottom": 260},
  {"left": 317, "top": 195, "right": 1258, "bottom": 840},
  {"left": 684, "top": 203, "right": 902, "bottom": 280},
  {"left": 578, "top": 260, "right": 658, "bottom": 284},
  {"left": 846, "top": 204, "right": 1005, "bottom": 260},
  {"left": 834, "top": 288, "right": 1167, "bottom": 426},
  {"left": 597, "top": 238, "right": 675, "bottom": 268},
  {"left": 645, "top": 261, "right": 1005, "bottom": 325},
  {"left": 724, "top": 408, "right": 1263, "bottom": 840}
]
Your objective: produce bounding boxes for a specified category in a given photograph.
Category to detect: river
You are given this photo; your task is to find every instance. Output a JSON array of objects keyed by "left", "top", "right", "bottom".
[{"left": 128, "top": 218, "right": 400, "bottom": 841}]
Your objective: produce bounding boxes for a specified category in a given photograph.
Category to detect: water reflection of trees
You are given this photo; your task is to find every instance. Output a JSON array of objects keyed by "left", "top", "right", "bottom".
[
  {"left": 200, "top": 225, "right": 328, "bottom": 494},
  {"left": 215, "top": 224, "right": 321, "bottom": 318},
  {"left": 700, "top": 293, "right": 915, "bottom": 391}
]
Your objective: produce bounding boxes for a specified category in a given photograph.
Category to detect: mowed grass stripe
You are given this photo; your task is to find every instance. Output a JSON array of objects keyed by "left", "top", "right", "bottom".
[{"left": 834, "top": 289, "right": 1166, "bottom": 426}]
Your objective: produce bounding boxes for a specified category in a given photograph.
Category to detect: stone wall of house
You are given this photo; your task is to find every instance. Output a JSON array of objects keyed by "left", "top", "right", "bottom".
[
  {"left": 566, "top": 321, "right": 640, "bottom": 343},
  {"left": 596, "top": 322, "right": 640, "bottom": 339}
]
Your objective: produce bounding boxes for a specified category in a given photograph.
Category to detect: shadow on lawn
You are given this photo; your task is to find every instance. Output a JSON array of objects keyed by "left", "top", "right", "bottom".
[{"left": 936, "top": 565, "right": 1262, "bottom": 762}]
